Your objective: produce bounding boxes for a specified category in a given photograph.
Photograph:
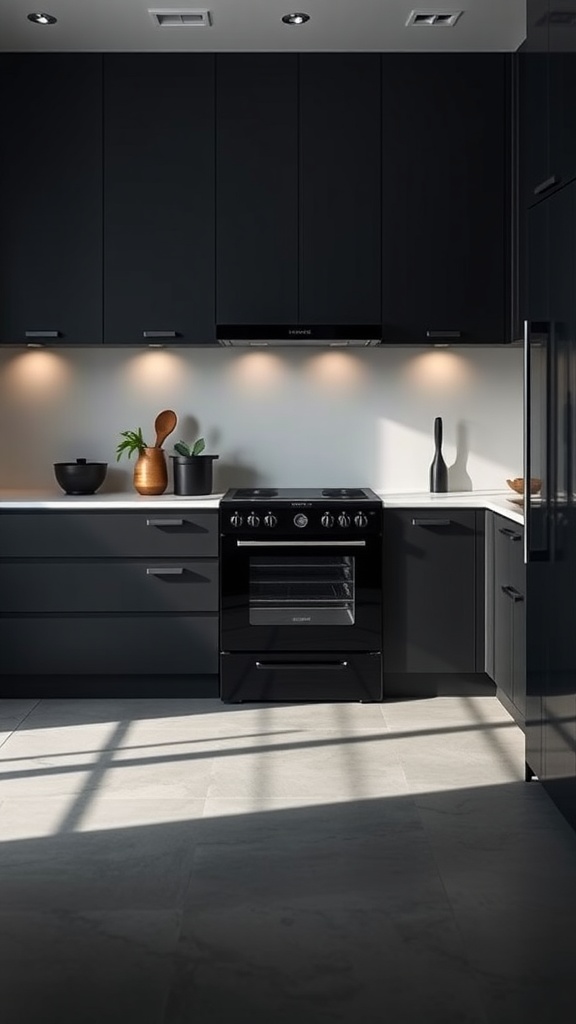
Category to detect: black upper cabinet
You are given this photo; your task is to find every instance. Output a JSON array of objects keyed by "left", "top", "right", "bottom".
[
  {"left": 104, "top": 55, "right": 215, "bottom": 345},
  {"left": 519, "top": 0, "right": 550, "bottom": 206},
  {"left": 0, "top": 55, "right": 102, "bottom": 346},
  {"left": 299, "top": 55, "right": 381, "bottom": 325},
  {"left": 216, "top": 55, "right": 298, "bottom": 326},
  {"left": 521, "top": 0, "right": 576, "bottom": 206},
  {"left": 216, "top": 54, "right": 381, "bottom": 328},
  {"left": 381, "top": 54, "right": 509, "bottom": 344}
]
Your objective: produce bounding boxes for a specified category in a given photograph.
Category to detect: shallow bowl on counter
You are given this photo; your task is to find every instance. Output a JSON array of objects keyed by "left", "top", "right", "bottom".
[
  {"left": 54, "top": 458, "right": 108, "bottom": 495},
  {"left": 506, "top": 477, "right": 541, "bottom": 495}
]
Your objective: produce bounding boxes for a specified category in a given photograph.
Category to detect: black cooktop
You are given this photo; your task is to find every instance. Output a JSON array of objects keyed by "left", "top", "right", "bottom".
[{"left": 222, "top": 487, "right": 379, "bottom": 503}]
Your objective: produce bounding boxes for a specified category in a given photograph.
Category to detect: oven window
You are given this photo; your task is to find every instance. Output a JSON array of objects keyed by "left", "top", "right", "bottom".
[{"left": 249, "top": 555, "right": 355, "bottom": 626}]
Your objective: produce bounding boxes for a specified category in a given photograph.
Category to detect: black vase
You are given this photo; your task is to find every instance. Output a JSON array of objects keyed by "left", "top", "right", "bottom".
[
  {"left": 171, "top": 455, "right": 219, "bottom": 495},
  {"left": 429, "top": 417, "right": 448, "bottom": 493}
]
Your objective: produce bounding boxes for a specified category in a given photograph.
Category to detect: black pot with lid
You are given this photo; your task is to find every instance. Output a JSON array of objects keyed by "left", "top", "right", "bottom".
[{"left": 53, "top": 458, "right": 108, "bottom": 495}]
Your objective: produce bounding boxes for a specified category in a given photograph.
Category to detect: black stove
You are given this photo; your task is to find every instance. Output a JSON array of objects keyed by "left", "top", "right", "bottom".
[
  {"left": 221, "top": 487, "right": 381, "bottom": 537},
  {"left": 219, "top": 486, "right": 383, "bottom": 703}
]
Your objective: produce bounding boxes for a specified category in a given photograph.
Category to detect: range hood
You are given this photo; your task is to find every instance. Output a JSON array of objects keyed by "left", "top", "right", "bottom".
[{"left": 217, "top": 325, "right": 382, "bottom": 347}]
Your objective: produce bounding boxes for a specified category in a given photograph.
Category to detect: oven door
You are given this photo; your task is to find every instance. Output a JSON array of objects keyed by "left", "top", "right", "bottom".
[{"left": 220, "top": 536, "right": 382, "bottom": 652}]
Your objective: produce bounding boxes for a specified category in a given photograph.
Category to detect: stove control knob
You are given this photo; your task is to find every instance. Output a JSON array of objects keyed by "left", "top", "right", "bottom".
[
  {"left": 321, "top": 513, "right": 335, "bottom": 528},
  {"left": 294, "top": 513, "right": 308, "bottom": 529},
  {"left": 247, "top": 513, "right": 260, "bottom": 528},
  {"left": 264, "top": 513, "right": 278, "bottom": 528},
  {"left": 337, "top": 512, "right": 351, "bottom": 528},
  {"left": 354, "top": 513, "right": 368, "bottom": 528},
  {"left": 230, "top": 512, "right": 243, "bottom": 528}
]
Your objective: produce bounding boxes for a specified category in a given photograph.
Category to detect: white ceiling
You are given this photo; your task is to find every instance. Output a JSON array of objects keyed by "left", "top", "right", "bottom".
[{"left": 0, "top": 1, "right": 526, "bottom": 52}]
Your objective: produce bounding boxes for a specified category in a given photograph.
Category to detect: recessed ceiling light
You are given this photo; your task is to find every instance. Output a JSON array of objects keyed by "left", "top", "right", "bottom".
[
  {"left": 27, "top": 12, "right": 57, "bottom": 24},
  {"left": 282, "top": 13, "right": 310, "bottom": 26}
]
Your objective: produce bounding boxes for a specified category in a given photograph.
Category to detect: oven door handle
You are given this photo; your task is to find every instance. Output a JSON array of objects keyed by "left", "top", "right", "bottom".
[
  {"left": 235, "top": 540, "right": 366, "bottom": 547},
  {"left": 255, "top": 661, "right": 349, "bottom": 670}
]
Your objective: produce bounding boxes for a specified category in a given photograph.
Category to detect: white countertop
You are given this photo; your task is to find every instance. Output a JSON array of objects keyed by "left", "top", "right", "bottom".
[
  {"left": 0, "top": 490, "right": 224, "bottom": 510},
  {"left": 376, "top": 489, "right": 524, "bottom": 525},
  {"left": 0, "top": 487, "right": 523, "bottom": 523}
]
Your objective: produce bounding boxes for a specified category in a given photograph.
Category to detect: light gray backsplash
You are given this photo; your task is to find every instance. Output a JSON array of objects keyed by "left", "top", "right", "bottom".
[{"left": 0, "top": 345, "right": 523, "bottom": 493}]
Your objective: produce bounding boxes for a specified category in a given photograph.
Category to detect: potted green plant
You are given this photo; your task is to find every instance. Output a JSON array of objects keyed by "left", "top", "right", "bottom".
[
  {"left": 171, "top": 436, "right": 219, "bottom": 495},
  {"left": 116, "top": 427, "right": 168, "bottom": 495}
]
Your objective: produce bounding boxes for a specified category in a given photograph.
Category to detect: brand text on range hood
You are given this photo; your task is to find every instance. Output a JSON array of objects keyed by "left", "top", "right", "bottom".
[{"left": 217, "top": 325, "right": 382, "bottom": 347}]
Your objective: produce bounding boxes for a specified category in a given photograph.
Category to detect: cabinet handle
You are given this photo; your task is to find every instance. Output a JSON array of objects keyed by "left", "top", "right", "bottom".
[
  {"left": 146, "top": 518, "right": 184, "bottom": 527},
  {"left": 426, "top": 331, "right": 462, "bottom": 340},
  {"left": 411, "top": 518, "right": 452, "bottom": 527},
  {"left": 501, "top": 585, "right": 524, "bottom": 603},
  {"left": 142, "top": 331, "right": 178, "bottom": 339},
  {"left": 498, "top": 527, "right": 522, "bottom": 541},
  {"left": 255, "top": 661, "right": 348, "bottom": 671},
  {"left": 146, "top": 567, "right": 185, "bottom": 575},
  {"left": 533, "top": 175, "right": 559, "bottom": 196},
  {"left": 25, "top": 330, "right": 60, "bottom": 338}
]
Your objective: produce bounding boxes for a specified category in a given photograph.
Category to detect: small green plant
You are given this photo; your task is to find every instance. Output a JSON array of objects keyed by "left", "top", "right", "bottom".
[
  {"left": 173, "top": 438, "right": 206, "bottom": 457},
  {"left": 116, "top": 427, "right": 148, "bottom": 461}
]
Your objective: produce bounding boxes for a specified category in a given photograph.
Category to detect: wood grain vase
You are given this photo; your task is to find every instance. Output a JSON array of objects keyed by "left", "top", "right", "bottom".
[{"left": 133, "top": 448, "right": 168, "bottom": 495}]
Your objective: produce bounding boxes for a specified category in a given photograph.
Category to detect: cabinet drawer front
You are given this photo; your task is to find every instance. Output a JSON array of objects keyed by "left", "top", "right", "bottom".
[
  {"left": 0, "top": 512, "right": 218, "bottom": 558},
  {"left": 0, "top": 560, "right": 218, "bottom": 613},
  {"left": 0, "top": 615, "right": 218, "bottom": 675}
]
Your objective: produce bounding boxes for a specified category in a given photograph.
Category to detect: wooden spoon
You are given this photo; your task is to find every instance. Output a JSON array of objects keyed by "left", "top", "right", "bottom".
[{"left": 153, "top": 409, "right": 177, "bottom": 448}]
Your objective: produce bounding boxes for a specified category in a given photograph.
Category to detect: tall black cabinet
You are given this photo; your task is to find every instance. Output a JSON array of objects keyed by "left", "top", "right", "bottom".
[
  {"left": 104, "top": 55, "right": 215, "bottom": 345},
  {"left": 215, "top": 55, "right": 298, "bottom": 326},
  {"left": 215, "top": 54, "right": 381, "bottom": 329},
  {"left": 381, "top": 54, "right": 510, "bottom": 344},
  {"left": 0, "top": 55, "right": 103, "bottom": 345},
  {"left": 523, "top": 176, "right": 576, "bottom": 821}
]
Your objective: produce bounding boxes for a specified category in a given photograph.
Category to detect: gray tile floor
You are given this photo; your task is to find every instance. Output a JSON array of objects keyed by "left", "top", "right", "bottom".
[{"left": 0, "top": 695, "right": 575, "bottom": 1024}]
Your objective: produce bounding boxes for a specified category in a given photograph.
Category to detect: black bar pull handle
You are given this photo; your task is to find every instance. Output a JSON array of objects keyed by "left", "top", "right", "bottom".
[
  {"left": 498, "top": 527, "right": 522, "bottom": 541},
  {"left": 533, "top": 175, "right": 559, "bottom": 196},
  {"left": 501, "top": 585, "right": 524, "bottom": 603},
  {"left": 25, "top": 330, "right": 60, "bottom": 338},
  {"left": 411, "top": 518, "right": 452, "bottom": 527},
  {"left": 142, "top": 331, "right": 178, "bottom": 339},
  {"left": 255, "top": 661, "right": 348, "bottom": 671},
  {"left": 146, "top": 518, "right": 184, "bottom": 527},
  {"left": 146, "top": 567, "right": 185, "bottom": 575},
  {"left": 426, "top": 331, "right": 462, "bottom": 340}
]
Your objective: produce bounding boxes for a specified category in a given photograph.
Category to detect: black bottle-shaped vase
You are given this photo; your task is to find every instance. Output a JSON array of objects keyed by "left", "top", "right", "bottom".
[{"left": 429, "top": 416, "right": 448, "bottom": 493}]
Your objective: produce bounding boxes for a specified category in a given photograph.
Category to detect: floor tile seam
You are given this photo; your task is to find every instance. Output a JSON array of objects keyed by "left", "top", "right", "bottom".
[{"left": 0, "top": 699, "right": 42, "bottom": 751}]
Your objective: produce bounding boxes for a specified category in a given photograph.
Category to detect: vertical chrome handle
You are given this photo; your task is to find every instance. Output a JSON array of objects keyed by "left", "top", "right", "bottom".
[{"left": 523, "top": 319, "right": 530, "bottom": 565}]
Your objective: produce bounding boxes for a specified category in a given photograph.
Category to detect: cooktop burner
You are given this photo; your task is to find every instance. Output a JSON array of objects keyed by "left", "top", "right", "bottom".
[
  {"left": 322, "top": 488, "right": 367, "bottom": 499},
  {"left": 234, "top": 488, "right": 279, "bottom": 498}
]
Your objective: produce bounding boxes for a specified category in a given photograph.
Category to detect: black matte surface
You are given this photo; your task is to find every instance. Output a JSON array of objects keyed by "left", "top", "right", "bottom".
[
  {"left": 104, "top": 54, "right": 215, "bottom": 344},
  {"left": 0, "top": 55, "right": 103, "bottom": 345}
]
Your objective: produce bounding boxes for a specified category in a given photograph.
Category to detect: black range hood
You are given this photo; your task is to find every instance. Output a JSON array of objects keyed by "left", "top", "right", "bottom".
[{"left": 217, "top": 325, "right": 381, "bottom": 347}]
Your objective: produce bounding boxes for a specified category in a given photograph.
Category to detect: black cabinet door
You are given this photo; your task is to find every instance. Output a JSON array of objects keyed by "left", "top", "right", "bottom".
[
  {"left": 383, "top": 509, "right": 477, "bottom": 674},
  {"left": 216, "top": 55, "right": 298, "bottom": 326},
  {"left": 492, "top": 516, "right": 525, "bottom": 710},
  {"left": 104, "top": 55, "right": 215, "bottom": 345},
  {"left": 381, "top": 54, "right": 508, "bottom": 344},
  {"left": 0, "top": 55, "right": 102, "bottom": 345},
  {"left": 299, "top": 55, "right": 381, "bottom": 326},
  {"left": 520, "top": 0, "right": 550, "bottom": 206},
  {"left": 548, "top": 5, "right": 576, "bottom": 195}
]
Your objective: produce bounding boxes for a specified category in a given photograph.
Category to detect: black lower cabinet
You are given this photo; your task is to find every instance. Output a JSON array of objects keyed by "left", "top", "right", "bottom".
[
  {"left": 383, "top": 509, "right": 491, "bottom": 697},
  {"left": 486, "top": 513, "right": 526, "bottom": 726},
  {"left": 0, "top": 510, "right": 219, "bottom": 697}
]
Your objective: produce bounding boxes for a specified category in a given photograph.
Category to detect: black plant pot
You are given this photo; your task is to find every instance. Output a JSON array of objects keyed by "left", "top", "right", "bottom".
[{"left": 171, "top": 455, "right": 219, "bottom": 495}]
